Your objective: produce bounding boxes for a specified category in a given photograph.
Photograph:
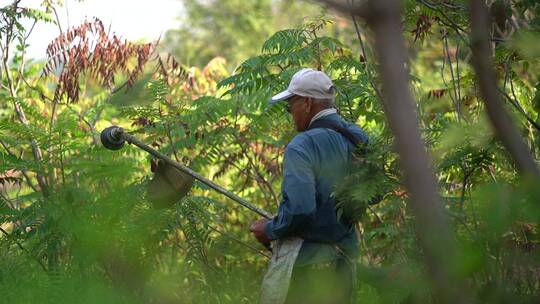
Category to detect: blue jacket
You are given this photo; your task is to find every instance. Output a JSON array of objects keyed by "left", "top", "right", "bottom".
[{"left": 265, "top": 113, "right": 369, "bottom": 266}]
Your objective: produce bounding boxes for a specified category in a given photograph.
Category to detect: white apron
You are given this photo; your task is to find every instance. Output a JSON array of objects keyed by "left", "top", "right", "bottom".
[{"left": 259, "top": 237, "right": 304, "bottom": 304}]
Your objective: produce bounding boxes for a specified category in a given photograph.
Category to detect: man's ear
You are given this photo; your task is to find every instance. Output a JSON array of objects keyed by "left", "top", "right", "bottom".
[{"left": 305, "top": 97, "right": 313, "bottom": 113}]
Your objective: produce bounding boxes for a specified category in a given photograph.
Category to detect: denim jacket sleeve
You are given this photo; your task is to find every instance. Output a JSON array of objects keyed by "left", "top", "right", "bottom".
[{"left": 265, "top": 142, "right": 316, "bottom": 240}]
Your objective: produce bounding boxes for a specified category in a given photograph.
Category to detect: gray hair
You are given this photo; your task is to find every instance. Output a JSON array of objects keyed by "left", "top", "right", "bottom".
[{"left": 312, "top": 97, "right": 335, "bottom": 108}]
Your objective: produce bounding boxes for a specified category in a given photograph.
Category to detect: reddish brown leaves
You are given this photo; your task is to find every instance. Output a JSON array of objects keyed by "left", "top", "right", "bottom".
[
  {"left": 43, "top": 18, "right": 156, "bottom": 103},
  {"left": 411, "top": 15, "right": 435, "bottom": 42},
  {"left": 428, "top": 89, "right": 447, "bottom": 99},
  {"left": 156, "top": 54, "right": 188, "bottom": 87},
  {"left": 0, "top": 171, "right": 22, "bottom": 189},
  {"left": 249, "top": 142, "right": 283, "bottom": 176},
  {"left": 131, "top": 117, "right": 155, "bottom": 128}
]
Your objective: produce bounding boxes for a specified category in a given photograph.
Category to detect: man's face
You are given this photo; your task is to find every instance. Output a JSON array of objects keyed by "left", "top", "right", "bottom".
[{"left": 287, "top": 95, "right": 312, "bottom": 132}]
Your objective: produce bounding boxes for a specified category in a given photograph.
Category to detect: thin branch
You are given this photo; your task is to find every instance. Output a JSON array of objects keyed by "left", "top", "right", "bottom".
[
  {"left": 440, "top": 1, "right": 466, "bottom": 10},
  {"left": 158, "top": 104, "right": 181, "bottom": 162},
  {"left": 455, "top": 37, "right": 462, "bottom": 105},
  {"left": 500, "top": 58, "right": 537, "bottom": 133},
  {"left": 0, "top": 187, "right": 17, "bottom": 210},
  {"left": 498, "top": 87, "right": 540, "bottom": 132},
  {"left": 174, "top": 217, "right": 211, "bottom": 266},
  {"left": 443, "top": 33, "right": 461, "bottom": 121},
  {"left": 241, "top": 146, "right": 279, "bottom": 206},
  {"left": 0, "top": 226, "right": 48, "bottom": 271},
  {"left": 206, "top": 225, "right": 270, "bottom": 258},
  {"left": 66, "top": 105, "right": 100, "bottom": 145},
  {"left": 14, "top": 19, "right": 38, "bottom": 92},
  {"left": 440, "top": 34, "right": 456, "bottom": 119},
  {"left": 367, "top": 205, "right": 383, "bottom": 224},
  {"left": 311, "top": 29, "right": 323, "bottom": 70},
  {"left": 109, "top": 79, "right": 132, "bottom": 95},
  {"left": 459, "top": 166, "right": 472, "bottom": 211},
  {"left": 0, "top": 140, "right": 39, "bottom": 192},
  {"left": 1, "top": 0, "right": 49, "bottom": 196},
  {"left": 21, "top": 76, "right": 55, "bottom": 102},
  {"left": 470, "top": 0, "right": 540, "bottom": 177},
  {"left": 341, "top": 89, "right": 356, "bottom": 120},
  {"left": 45, "top": 2, "right": 70, "bottom": 188},
  {"left": 50, "top": 4, "right": 64, "bottom": 35},
  {"left": 416, "top": 0, "right": 469, "bottom": 44},
  {"left": 350, "top": 9, "right": 384, "bottom": 103}
]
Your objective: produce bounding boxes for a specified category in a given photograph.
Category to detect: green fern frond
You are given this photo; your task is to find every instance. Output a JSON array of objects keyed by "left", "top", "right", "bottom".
[
  {"left": 147, "top": 78, "right": 169, "bottom": 104},
  {"left": 261, "top": 29, "right": 307, "bottom": 54}
]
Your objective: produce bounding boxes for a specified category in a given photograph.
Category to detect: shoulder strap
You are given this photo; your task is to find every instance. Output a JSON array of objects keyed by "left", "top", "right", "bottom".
[{"left": 307, "top": 119, "right": 364, "bottom": 147}]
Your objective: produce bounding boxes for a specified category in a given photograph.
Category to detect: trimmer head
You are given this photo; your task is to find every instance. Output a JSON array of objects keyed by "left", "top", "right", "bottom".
[{"left": 100, "top": 126, "right": 125, "bottom": 150}]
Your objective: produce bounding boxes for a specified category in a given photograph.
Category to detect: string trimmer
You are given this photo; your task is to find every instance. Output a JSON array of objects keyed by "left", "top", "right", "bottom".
[{"left": 100, "top": 126, "right": 272, "bottom": 219}]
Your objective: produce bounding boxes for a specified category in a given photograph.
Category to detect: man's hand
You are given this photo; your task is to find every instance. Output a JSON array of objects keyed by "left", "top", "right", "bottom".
[{"left": 250, "top": 219, "right": 271, "bottom": 247}]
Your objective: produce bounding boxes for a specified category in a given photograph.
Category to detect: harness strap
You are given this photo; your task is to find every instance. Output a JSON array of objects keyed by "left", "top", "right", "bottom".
[{"left": 307, "top": 118, "right": 364, "bottom": 147}]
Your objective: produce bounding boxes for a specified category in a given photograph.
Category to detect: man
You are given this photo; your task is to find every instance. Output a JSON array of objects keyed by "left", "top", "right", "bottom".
[{"left": 250, "top": 68, "right": 368, "bottom": 303}]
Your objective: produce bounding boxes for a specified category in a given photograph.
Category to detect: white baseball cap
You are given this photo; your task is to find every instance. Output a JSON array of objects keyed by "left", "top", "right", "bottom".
[{"left": 269, "top": 68, "right": 335, "bottom": 104}]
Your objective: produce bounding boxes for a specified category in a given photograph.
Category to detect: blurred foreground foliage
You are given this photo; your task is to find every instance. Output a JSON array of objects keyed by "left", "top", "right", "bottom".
[{"left": 1, "top": 0, "right": 540, "bottom": 303}]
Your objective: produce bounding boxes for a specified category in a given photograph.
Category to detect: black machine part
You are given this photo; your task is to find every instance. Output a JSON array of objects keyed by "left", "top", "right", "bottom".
[{"left": 100, "top": 126, "right": 126, "bottom": 150}]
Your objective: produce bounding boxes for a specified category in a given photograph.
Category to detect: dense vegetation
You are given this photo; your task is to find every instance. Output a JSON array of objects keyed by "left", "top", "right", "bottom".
[{"left": 1, "top": 0, "right": 539, "bottom": 303}]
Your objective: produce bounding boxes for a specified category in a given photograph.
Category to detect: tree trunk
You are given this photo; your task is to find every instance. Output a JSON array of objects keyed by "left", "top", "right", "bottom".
[{"left": 318, "top": 1, "right": 465, "bottom": 302}]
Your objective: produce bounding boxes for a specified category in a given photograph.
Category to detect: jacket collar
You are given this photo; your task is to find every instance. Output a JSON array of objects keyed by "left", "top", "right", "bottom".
[{"left": 308, "top": 108, "right": 338, "bottom": 127}]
